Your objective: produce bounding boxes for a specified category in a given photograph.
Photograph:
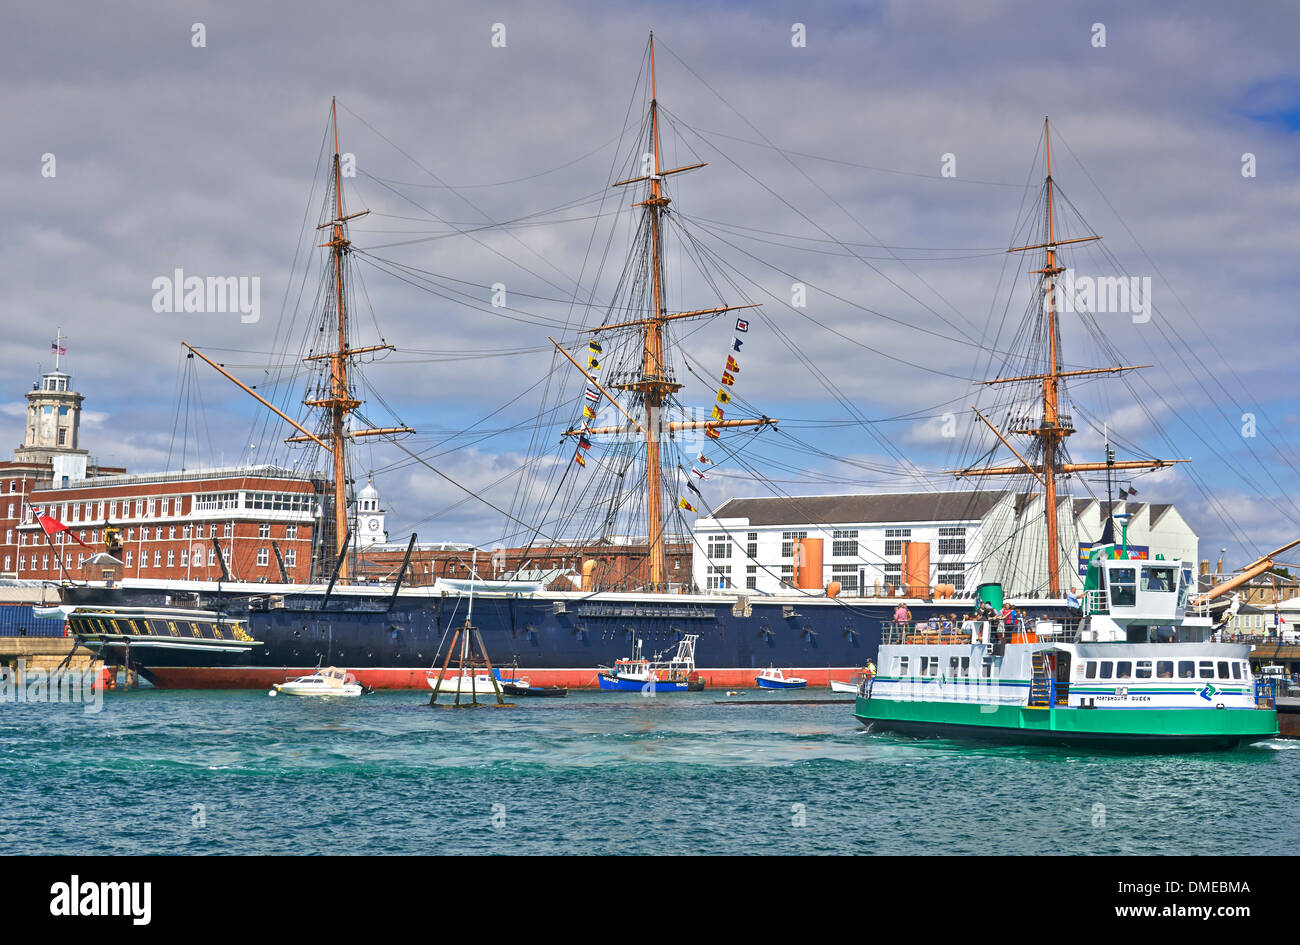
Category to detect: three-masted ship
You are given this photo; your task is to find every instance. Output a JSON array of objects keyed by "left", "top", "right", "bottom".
[{"left": 54, "top": 51, "right": 1259, "bottom": 692}]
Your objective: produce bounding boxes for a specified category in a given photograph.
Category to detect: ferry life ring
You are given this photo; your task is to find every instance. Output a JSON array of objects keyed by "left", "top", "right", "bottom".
[{"left": 63, "top": 620, "right": 70, "bottom": 638}]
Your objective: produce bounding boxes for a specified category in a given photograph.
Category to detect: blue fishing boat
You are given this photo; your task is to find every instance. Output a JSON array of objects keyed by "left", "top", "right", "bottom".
[
  {"left": 598, "top": 634, "right": 703, "bottom": 692},
  {"left": 755, "top": 667, "right": 807, "bottom": 690}
]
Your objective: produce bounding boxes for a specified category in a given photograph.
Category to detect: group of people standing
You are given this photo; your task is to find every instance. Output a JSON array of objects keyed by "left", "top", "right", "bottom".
[{"left": 892, "top": 601, "right": 1049, "bottom": 637}]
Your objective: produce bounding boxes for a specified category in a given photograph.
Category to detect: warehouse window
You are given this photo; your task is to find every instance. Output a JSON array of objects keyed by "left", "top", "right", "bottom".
[{"left": 832, "top": 529, "right": 858, "bottom": 557}]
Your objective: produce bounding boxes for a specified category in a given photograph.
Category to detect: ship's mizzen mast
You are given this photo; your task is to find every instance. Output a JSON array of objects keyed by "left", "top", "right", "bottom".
[
  {"left": 585, "top": 33, "right": 773, "bottom": 590},
  {"left": 192, "top": 98, "right": 412, "bottom": 582},
  {"left": 299, "top": 98, "right": 415, "bottom": 580},
  {"left": 953, "top": 118, "right": 1184, "bottom": 596}
]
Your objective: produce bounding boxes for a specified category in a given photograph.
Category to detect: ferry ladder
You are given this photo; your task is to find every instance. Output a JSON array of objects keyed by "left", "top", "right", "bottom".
[{"left": 1028, "top": 652, "right": 1052, "bottom": 708}]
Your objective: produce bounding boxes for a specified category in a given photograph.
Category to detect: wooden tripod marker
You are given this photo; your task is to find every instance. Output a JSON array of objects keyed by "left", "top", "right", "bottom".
[{"left": 427, "top": 620, "right": 513, "bottom": 708}]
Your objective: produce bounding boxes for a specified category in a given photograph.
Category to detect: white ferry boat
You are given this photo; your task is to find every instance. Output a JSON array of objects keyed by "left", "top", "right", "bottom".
[{"left": 855, "top": 543, "right": 1279, "bottom": 750}]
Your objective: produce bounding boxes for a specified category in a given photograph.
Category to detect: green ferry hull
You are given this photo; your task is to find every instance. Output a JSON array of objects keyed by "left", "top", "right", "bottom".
[{"left": 855, "top": 697, "right": 1278, "bottom": 751}]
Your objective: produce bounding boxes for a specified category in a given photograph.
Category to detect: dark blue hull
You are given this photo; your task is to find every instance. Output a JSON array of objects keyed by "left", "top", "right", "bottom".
[{"left": 61, "top": 583, "right": 1056, "bottom": 688}]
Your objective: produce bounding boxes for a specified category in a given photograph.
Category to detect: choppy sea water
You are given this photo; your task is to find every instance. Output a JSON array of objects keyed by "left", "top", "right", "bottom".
[{"left": 1, "top": 688, "right": 1296, "bottom": 855}]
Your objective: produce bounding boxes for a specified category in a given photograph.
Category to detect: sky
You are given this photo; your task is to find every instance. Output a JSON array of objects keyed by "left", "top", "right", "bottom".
[{"left": 4, "top": 0, "right": 1300, "bottom": 572}]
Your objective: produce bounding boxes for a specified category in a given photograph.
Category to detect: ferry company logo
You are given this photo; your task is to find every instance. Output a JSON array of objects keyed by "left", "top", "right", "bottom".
[
  {"left": 49, "top": 876, "right": 151, "bottom": 925},
  {"left": 1199, "top": 683, "right": 1221, "bottom": 702}
]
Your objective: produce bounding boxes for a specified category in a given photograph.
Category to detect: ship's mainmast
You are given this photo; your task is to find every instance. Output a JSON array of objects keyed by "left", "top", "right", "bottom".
[
  {"left": 575, "top": 34, "right": 774, "bottom": 590},
  {"left": 955, "top": 118, "right": 1183, "bottom": 596}
]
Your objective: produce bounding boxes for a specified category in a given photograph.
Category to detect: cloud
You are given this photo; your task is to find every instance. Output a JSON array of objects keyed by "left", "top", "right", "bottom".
[{"left": 3, "top": 0, "right": 1299, "bottom": 567}]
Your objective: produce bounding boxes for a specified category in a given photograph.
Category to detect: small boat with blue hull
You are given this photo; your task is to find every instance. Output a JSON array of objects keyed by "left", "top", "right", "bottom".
[
  {"left": 856, "top": 549, "right": 1280, "bottom": 750},
  {"left": 598, "top": 634, "right": 704, "bottom": 692},
  {"left": 756, "top": 667, "right": 807, "bottom": 689}
]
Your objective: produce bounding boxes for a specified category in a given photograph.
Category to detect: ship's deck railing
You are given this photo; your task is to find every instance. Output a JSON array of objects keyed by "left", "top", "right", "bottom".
[{"left": 881, "top": 620, "right": 1083, "bottom": 646}]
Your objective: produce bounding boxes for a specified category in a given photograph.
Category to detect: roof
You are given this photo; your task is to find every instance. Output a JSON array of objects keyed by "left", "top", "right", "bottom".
[{"left": 708, "top": 491, "right": 1008, "bottom": 527}]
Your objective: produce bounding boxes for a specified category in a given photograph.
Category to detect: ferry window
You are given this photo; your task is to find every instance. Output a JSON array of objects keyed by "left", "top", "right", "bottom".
[
  {"left": 1232, "top": 663, "right": 1243, "bottom": 680},
  {"left": 1157, "top": 661, "right": 1173, "bottom": 678},
  {"left": 1110, "top": 567, "right": 1137, "bottom": 606},
  {"left": 1136, "top": 661, "right": 1152, "bottom": 679},
  {"left": 1085, "top": 661, "right": 1097, "bottom": 679},
  {"left": 1116, "top": 661, "right": 1133, "bottom": 679},
  {"left": 1199, "top": 661, "right": 1215, "bottom": 680},
  {"left": 1142, "top": 567, "right": 1175, "bottom": 592},
  {"left": 1178, "top": 661, "right": 1195, "bottom": 679},
  {"left": 1099, "top": 662, "right": 1113, "bottom": 680},
  {"left": 960, "top": 657, "right": 970, "bottom": 676},
  {"left": 898, "top": 657, "right": 908, "bottom": 677},
  {"left": 1217, "top": 661, "right": 1230, "bottom": 679},
  {"left": 948, "top": 657, "right": 960, "bottom": 677}
]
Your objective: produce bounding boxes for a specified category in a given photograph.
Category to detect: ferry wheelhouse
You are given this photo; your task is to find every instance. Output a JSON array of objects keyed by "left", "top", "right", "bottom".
[{"left": 855, "top": 544, "right": 1279, "bottom": 750}]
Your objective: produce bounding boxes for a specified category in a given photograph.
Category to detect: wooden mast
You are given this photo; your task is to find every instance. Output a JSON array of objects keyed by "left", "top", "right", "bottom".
[
  {"left": 642, "top": 33, "right": 670, "bottom": 589},
  {"left": 176, "top": 98, "right": 412, "bottom": 583},
  {"left": 598, "top": 34, "right": 772, "bottom": 591},
  {"left": 952, "top": 117, "right": 1181, "bottom": 596},
  {"left": 323, "top": 99, "right": 359, "bottom": 580}
]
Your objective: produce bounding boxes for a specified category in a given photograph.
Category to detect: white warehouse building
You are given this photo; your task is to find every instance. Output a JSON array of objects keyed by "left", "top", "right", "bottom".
[{"left": 691, "top": 490, "right": 1198, "bottom": 599}]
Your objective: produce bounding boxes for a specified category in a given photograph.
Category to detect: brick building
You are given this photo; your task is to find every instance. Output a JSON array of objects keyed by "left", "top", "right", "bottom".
[
  {"left": 353, "top": 536, "right": 694, "bottom": 591},
  {"left": 0, "top": 361, "right": 323, "bottom": 584}
]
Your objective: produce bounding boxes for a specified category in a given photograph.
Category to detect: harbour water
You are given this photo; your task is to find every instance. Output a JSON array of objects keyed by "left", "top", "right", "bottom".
[{"left": 2, "top": 690, "right": 1297, "bottom": 856}]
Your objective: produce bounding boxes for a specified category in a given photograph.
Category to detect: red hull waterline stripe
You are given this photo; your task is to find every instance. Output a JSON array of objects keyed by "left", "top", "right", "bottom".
[{"left": 144, "top": 667, "right": 863, "bottom": 690}]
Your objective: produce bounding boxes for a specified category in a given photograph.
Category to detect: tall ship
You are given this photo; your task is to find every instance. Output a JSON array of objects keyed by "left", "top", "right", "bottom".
[{"left": 49, "top": 49, "right": 1267, "bottom": 690}]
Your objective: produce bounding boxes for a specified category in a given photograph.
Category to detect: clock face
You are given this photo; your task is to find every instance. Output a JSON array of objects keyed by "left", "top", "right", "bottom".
[{"left": 367, "top": 518, "right": 380, "bottom": 531}]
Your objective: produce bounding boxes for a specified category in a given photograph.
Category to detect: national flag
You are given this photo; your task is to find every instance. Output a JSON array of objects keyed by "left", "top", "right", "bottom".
[
  {"left": 705, "top": 425, "right": 720, "bottom": 440},
  {"left": 711, "top": 405, "right": 725, "bottom": 420},
  {"left": 584, "top": 387, "right": 600, "bottom": 403},
  {"left": 687, "top": 480, "right": 702, "bottom": 497},
  {"left": 578, "top": 435, "right": 592, "bottom": 451},
  {"left": 720, "top": 372, "right": 735, "bottom": 386},
  {"left": 574, "top": 451, "right": 586, "bottom": 468},
  {"left": 583, "top": 404, "right": 597, "bottom": 420},
  {"left": 731, "top": 337, "right": 743, "bottom": 353},
  {"left": 697, "top": 453, "right": 713, "bottom": 465},
  {"left": 691, "top": 466, "right": 708, "bottom": 480},
  {"left": 588, "top": 355, "right": 602, "bottom": 371},
  {"left": 726, "top": 356, "right": 740, "bottom": 373},
  {"left": 32, "top": 507, "right": 89, "bottom": 548},
  {"left": 1127, "top": 486, "right": 1138, "bottom": 496},
  {"left": 678, "top": 498, "right": 697, "bottom": 513},
  {"left": 735, "top": 318, "right": 749, "bottom": 332},
  {"left": 716, "top": 389, "right": 731, "bottom": 405},
  {"left": 588, "top": 340, "right": 603, "bottom": 354},
  {"left": 51, "top": 342, "right": 67, "bottom": 355}
]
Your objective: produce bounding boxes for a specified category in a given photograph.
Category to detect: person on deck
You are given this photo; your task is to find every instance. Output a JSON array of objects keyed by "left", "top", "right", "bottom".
[{"left": 893, "top": 603, "right": 912, "bottom": 630}]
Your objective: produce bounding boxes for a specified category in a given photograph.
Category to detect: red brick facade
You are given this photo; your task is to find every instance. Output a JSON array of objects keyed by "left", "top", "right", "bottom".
[{"left": 2, "top": 466, "right": 319, "bottom": 584}]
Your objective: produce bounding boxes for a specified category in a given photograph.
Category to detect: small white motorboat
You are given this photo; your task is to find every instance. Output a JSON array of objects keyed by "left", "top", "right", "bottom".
[
  {"left": 269, "top": 666, "right": 363, "bottom": 698},
  {"left": 426, "top": 670, "right": 503, "bottom": 695}
]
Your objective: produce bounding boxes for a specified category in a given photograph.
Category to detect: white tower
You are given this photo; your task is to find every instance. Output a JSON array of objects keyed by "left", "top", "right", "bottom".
[
  {"left": 354, "top": 477, "right": 388, "bottom": 547},
  {"left": 14, "top": 335, "right": 89, "bottom": 484}
]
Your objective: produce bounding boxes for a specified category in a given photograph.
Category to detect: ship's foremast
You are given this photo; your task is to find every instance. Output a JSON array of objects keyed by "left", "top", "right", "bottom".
[{"left": 952, "top": 118, "right": 1184, "bottom": 596}]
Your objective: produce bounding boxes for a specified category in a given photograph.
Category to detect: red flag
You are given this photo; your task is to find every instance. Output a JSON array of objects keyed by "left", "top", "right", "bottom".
[
  {"left": 725, "top": 356, "right": 740, "bottom": 373},
  {"left": 32, "top": 508, "right": 90, "bottom": 548},
  {"left": 705, "top": 425, "right": 720, "bottom": 440}
]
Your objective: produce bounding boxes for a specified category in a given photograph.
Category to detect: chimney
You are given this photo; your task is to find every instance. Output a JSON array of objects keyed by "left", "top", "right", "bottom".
[{"left": 1199, "top": 559, "right": 1210, "bottom": 577}]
